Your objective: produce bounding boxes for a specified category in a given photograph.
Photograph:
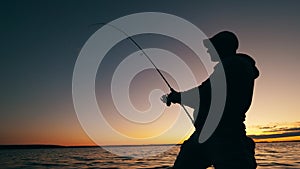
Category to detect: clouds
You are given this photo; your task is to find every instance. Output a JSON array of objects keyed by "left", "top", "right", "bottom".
[
  {"left": 247, "top": 122, "right": 300, "bottom": 140},
  {"left": 249, "top": 131, "right": 300, "bottom": 139}
]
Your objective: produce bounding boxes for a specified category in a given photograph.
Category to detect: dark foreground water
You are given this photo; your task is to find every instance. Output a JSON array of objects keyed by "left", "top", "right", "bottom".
[{"left": 0, "top": 142, "right": 299, "bottom": 169}]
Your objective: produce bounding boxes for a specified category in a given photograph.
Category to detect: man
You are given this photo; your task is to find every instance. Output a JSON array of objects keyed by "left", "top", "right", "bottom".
[{"left": 161, "top": 31, "right": 259, "bottom": 169}]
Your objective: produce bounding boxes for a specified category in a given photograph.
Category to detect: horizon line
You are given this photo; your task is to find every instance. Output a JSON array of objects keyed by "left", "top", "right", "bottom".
[{"left": 1, "top": 140, "right": 300, "bottom": 149}]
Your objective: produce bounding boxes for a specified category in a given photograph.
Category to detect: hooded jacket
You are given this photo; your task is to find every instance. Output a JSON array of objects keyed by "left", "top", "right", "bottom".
[{"left": 181, "top": 53, "right": 259, "bottom": 140}]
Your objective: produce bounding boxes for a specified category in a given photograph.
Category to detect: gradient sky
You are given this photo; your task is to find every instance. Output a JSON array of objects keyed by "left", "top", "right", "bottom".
[{"left": 1, "top": 1, "right": 300, "bottom": 145}]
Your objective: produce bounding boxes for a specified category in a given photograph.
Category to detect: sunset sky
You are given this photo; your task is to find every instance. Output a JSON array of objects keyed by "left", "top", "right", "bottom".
[{"left": 1, "top": 1, "right": 300, "bottom": 146}]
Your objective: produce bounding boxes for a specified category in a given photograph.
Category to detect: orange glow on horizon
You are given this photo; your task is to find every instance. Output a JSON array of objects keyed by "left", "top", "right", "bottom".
[{"left": 253, "top": 136, "right": 300, "bottom": 143}]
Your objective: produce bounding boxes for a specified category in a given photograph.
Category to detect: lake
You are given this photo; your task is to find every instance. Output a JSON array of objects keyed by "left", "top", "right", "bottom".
[{"left": 0, "top": 142, "right": 299, "bottom": 168}]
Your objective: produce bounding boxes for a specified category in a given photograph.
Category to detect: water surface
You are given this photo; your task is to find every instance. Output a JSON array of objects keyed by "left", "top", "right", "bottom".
[{"left": 0, "top": 142, "right": 299, "bottom": 169}]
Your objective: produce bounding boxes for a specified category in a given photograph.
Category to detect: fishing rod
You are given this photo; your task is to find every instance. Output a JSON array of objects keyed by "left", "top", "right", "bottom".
[{"left": 91, "top": 23, "right": 195, "bottom": 124}]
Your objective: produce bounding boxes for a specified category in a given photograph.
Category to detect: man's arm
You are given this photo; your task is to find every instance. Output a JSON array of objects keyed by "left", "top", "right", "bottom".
[{"left": 161, "top": 79, "right": 211, "bottom": 109}]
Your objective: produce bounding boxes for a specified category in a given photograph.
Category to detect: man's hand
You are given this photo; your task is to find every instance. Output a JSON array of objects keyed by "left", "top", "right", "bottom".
[
  {"left": 160, "top": 94, "right": 169, "bottom": 105},
  {"left": 160, "top": 88, "right": 181, "bottom": 106}
]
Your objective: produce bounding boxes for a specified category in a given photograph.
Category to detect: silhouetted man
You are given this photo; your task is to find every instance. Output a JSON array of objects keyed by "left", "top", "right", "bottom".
[{"left": 162, "top": 31, "right": 259, "bottom": 169}]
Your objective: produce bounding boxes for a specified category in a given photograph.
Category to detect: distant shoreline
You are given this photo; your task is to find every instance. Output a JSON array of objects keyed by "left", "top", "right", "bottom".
[
  {"left": 0, "top": 145, "right": 100, "bottom": 150},
  {"left": 0, "top": 141, "right": 299, "bottom": 149},
  {"left": 0, "top": 144, "right": 180, "bottom": 150},
  {"left": 255, "top": 140, "right": 300, "bottom": 143}
]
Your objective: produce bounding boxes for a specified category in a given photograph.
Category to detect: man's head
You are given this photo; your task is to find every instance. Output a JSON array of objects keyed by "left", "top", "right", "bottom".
[{"left": 204, "top": 31, "right": 239, "bottom": 61}]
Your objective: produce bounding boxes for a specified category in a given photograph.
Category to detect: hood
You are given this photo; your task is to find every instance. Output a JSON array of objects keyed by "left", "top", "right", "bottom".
[{"left": 237, "top": 53, "right": 260, "bottom": 79}]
